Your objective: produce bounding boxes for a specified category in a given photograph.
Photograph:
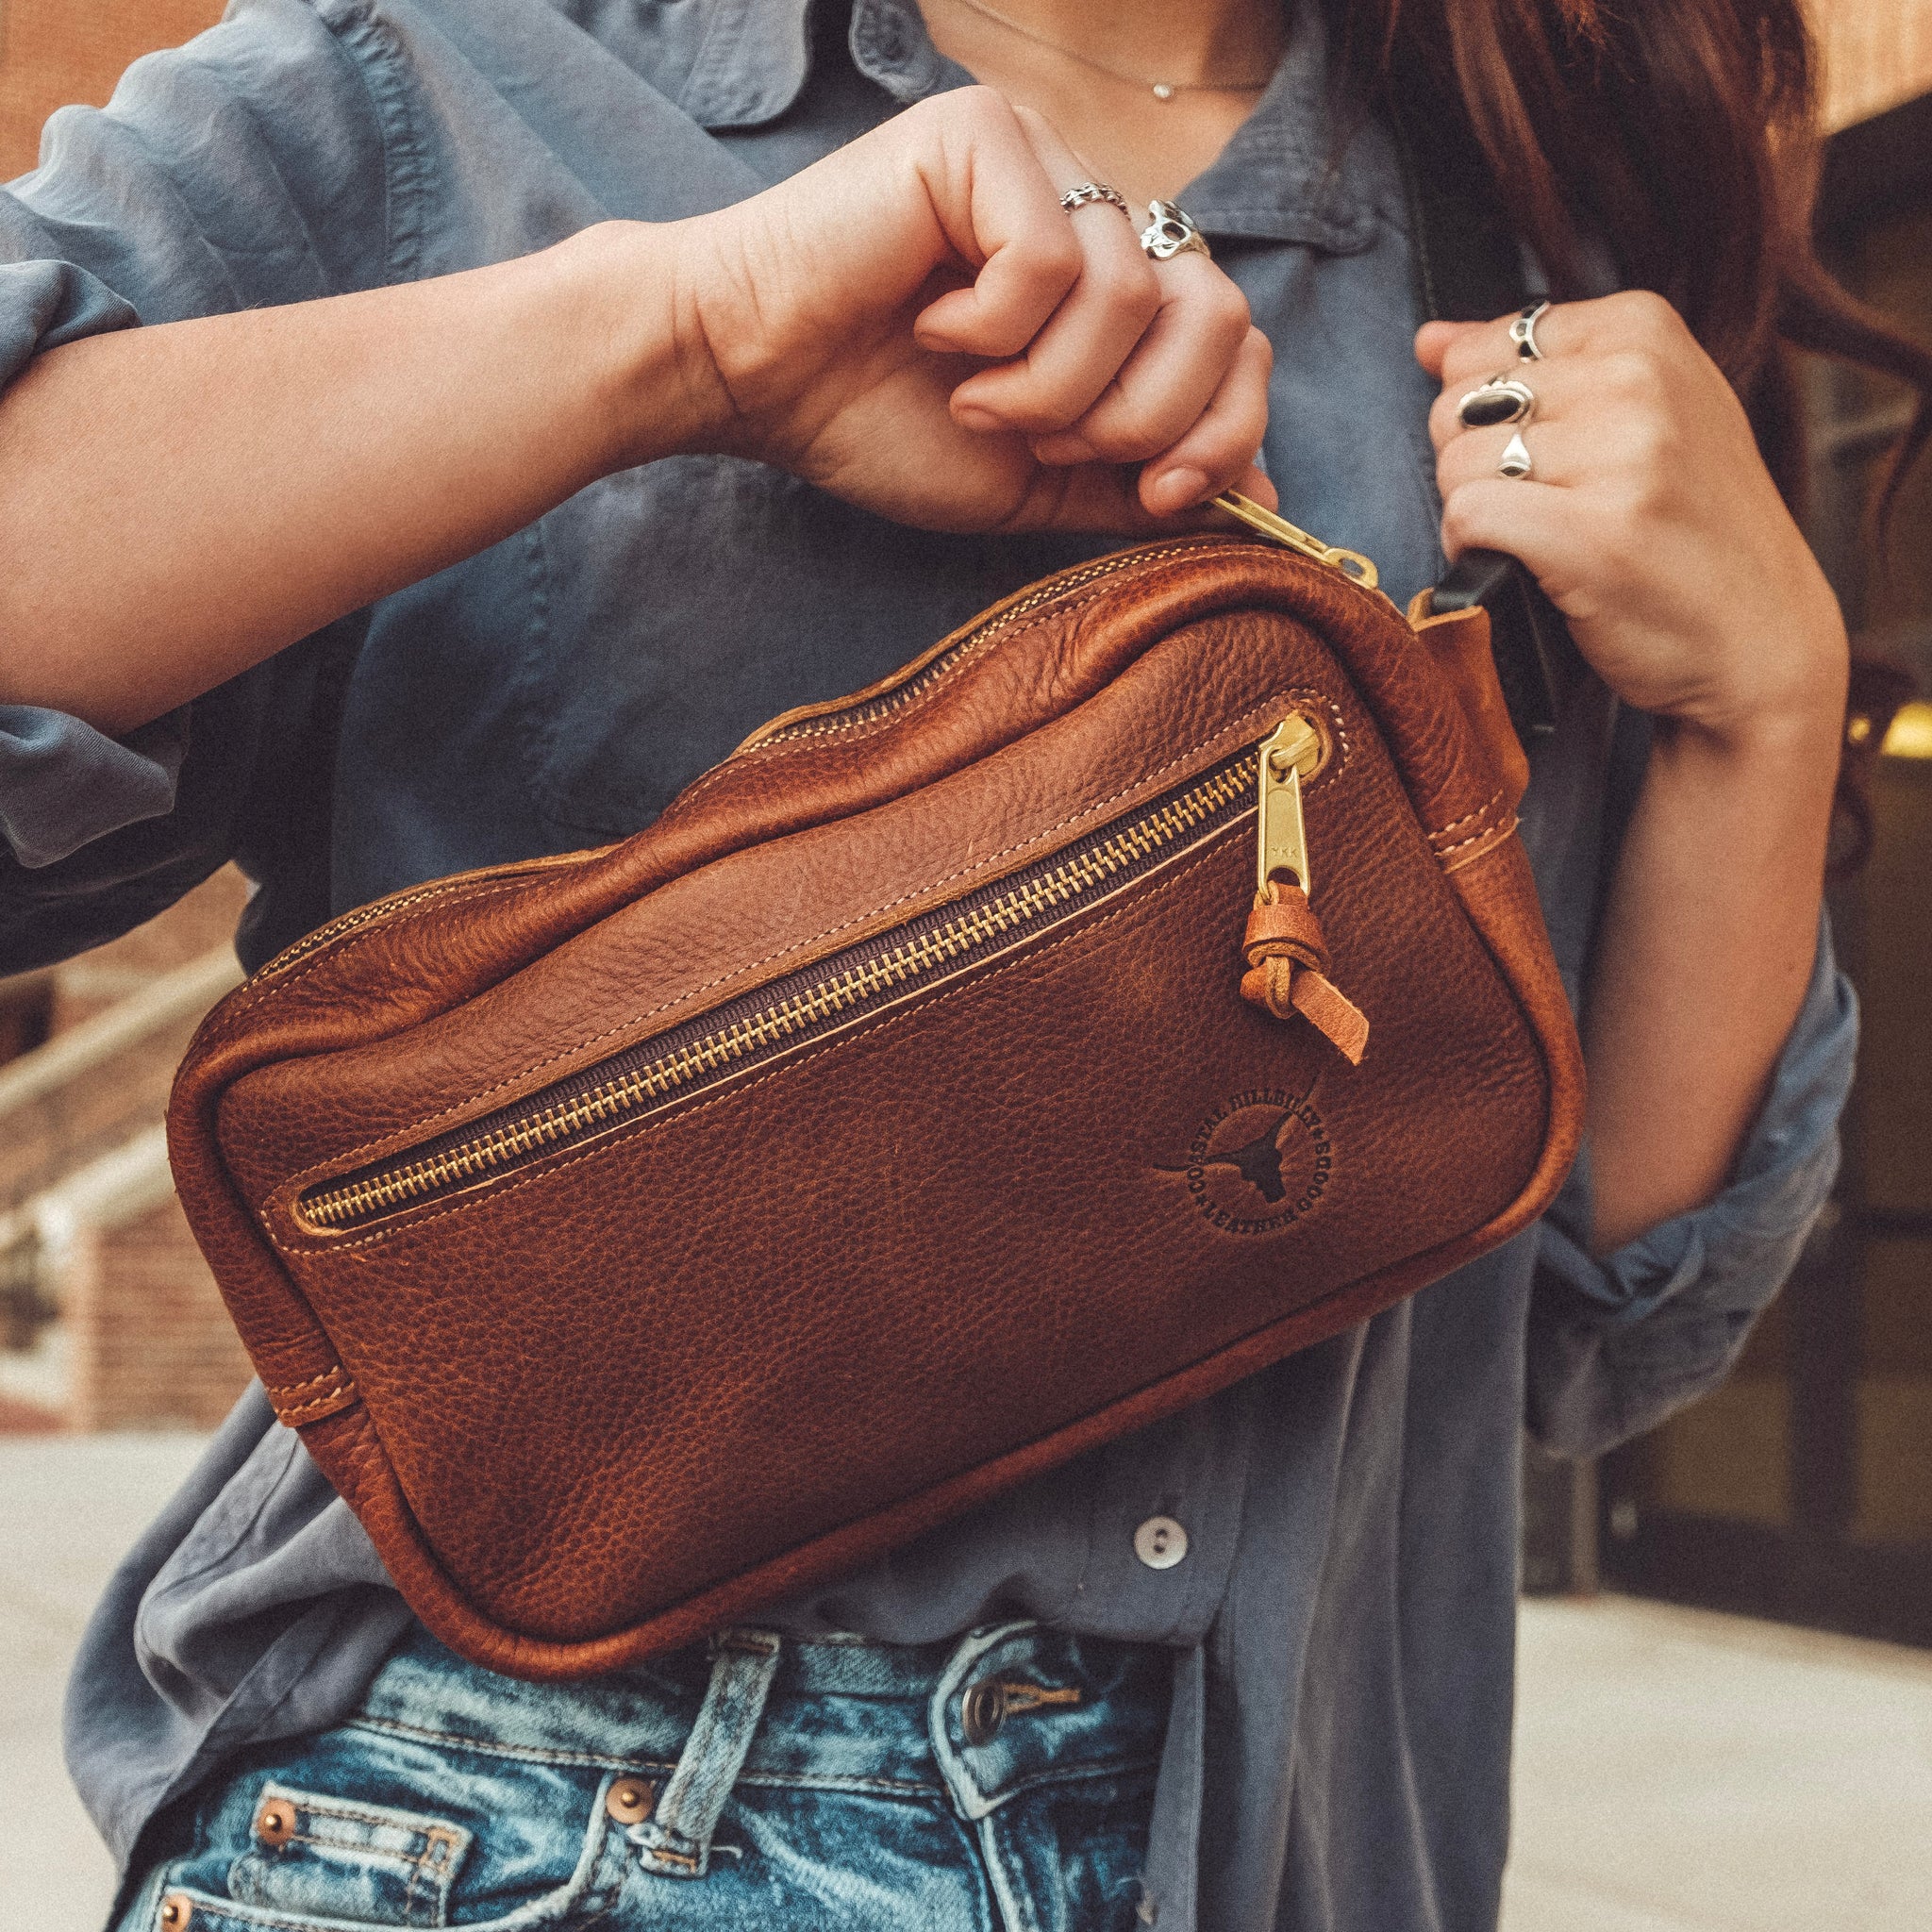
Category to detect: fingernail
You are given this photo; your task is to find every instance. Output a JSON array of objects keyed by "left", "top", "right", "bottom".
[
  {"left": 954, "top": 402, "right": 1001, "bottom": 433},
  {"left": 1153, "top": 466, "right": 1208, "bottom": 512}
]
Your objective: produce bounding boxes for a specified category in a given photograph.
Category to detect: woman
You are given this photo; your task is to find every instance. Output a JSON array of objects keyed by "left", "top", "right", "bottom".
[{"left": 1, "top": 1, "right": 1919, "bottom": 1926}]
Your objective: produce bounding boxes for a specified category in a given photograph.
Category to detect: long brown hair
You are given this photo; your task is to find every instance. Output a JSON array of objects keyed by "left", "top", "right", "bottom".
[{"left": 1329, "top": 0, "right": 1932, "bottom": 514}]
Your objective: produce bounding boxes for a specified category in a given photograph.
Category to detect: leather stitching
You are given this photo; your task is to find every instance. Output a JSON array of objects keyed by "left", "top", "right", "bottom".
[
  {"left": 273, "top": 690, "right": 1329, "bottom": 1189},
  {"left": 1434, "top": 808, "right": 1518, "bottom": 858},
  {"left": 275, "top": 1380, "right": 359, "bottom": 1422},
  {"left": 679, "top": 542, "right": 1256, "bottom": 791},
  {"left": 226, "top": 877, "right": 533, "bottom": 1019},
  {"left": 266, "top": 837, "right": 1236, "bottom": 1255},
  {"left": 264, "top": 1366, "right": 351, "bottom": 1399},
  {"left": 1426, "top": 787, "right": 1505, "bottom": 845},
  {"left": 1439, "top": 817, "right": 1519, "bottom": 874}
]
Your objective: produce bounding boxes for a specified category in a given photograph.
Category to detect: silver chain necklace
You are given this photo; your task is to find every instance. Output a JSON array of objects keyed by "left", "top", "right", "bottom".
[{"left": 938, "top": 0, "right": 1280, "bottom": 101}]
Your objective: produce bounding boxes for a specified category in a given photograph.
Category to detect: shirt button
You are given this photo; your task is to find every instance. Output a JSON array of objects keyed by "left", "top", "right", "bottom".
[{"left": 1134, "top": 1515, "right": 1189, "bottom": 1570}]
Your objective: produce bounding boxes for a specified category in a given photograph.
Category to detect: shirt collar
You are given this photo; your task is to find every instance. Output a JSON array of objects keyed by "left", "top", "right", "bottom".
[{"left": 677, "top": 0, "right": 1384, "bottom": 253}]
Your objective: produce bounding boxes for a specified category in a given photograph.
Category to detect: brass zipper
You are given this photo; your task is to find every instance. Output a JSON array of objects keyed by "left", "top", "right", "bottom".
[
  {"left": 731, "top": 541, "right": 1206, "bottom": 757},
  {"left": 295, "top": 719, "right": 1323, "bottom": 1235},
  {"left": 1210, "top": 492, "right": 1379, "bottom": 590},
  {"left": 734, "top": 509, "right": 1376, "bottom": 757},
  {"left": 258, "top": 516, "right": 1372, "bottom": 988}
]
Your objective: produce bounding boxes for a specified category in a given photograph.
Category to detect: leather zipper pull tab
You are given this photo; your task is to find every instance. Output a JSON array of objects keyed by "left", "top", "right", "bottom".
[{"left": 1241, "top": 718, "right": 1368, "bottom": 1064}]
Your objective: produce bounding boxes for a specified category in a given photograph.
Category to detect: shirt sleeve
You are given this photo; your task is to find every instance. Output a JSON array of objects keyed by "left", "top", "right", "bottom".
[
  {"left": 0, "top": 0, "right": 401, "bottom": 969},
  {"left": 1525, "top": 912, "right": 1857, "bottom": 1457}
]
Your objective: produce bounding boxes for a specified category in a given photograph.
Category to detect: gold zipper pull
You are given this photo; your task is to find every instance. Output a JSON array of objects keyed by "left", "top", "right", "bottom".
[
  {"left": 1241, "top": 715, "right": 1369, "bottom": 1064},
  {"left": 1212, "top": 491, "right": 1379, "bottom": 591},
  {"left": 1256, "top": 715, "right": 1320, "bottom": 896}
]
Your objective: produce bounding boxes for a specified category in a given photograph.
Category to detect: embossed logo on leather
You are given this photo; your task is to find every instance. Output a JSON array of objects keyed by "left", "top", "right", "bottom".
[{"left": 1174, "top": 1088, "right": 1331, "bottom": 1235}]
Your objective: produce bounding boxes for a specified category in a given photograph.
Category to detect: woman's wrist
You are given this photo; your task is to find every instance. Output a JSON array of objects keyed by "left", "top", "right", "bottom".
[
  {"left": 550, "top": 219, "right": 740, "bottom": 475},
  {"left": 1657, "top": 614, "right": 1847, "bottom": 768}
]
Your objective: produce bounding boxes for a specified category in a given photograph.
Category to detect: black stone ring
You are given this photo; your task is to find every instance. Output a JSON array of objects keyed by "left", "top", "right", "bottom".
[{"left": 1454, "top": 375, "right": 1537, "bottom": 430}]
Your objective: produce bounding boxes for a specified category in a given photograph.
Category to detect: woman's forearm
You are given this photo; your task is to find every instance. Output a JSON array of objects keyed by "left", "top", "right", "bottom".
[
  {"left": 0, "top": 223, "right": 688, "bottom": 735},
  {"left": 0, "top": 92, "right": 1281, "bottom": 744},
  {"left": 1419, "top": 291, "right": 1854, "bottom": 1252},
  {"left": 1581, "top": 695, "right": 1841, "bottom": 1252}
]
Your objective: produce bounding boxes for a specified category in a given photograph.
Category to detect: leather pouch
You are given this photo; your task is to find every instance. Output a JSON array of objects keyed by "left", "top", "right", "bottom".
[{"left": 169, "top": 532, "right": 1584, "bottom": 1678}]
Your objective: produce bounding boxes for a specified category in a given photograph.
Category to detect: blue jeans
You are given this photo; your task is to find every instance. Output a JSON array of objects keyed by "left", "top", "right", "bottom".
[{"left": 116, "top": 1620, "right": 1169, "bottom": 1930}]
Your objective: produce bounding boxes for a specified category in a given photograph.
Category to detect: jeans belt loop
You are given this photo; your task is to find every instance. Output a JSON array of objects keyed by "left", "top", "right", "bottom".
[{"left": 629, "top": 1628, "right": 782, "bottom": 1878}]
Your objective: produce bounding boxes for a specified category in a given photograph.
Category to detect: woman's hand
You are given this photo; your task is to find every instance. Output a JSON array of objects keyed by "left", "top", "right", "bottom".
[
  {"left": 642, "top": 87, "right": 1274, "bottom": 532},
  {"left": 1418, "top": 293, "right": 1849, "bottom": 1251},
  {"left": 1419, "top": 291, "right": 1846, "bottom": 747},
  {"left": 0, "top": 87, "right": 1270, "bottom": 733}
]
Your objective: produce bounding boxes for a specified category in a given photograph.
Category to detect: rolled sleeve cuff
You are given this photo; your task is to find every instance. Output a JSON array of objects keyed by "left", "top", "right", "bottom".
[
  {"left": 1527, "top": 913, "right": 1857, "bottom": 1456},
  {"left": 0, "top": 704, "right": 189, "bottom": 867},
  {"left": 0, "top": 259, "right": 175, "bottom": 868}
]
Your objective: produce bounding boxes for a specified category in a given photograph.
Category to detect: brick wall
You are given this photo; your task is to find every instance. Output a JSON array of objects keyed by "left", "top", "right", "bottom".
[
  {"left": 0, "top": 0, "right": 224, "bottom": 176},
  {"left": 59, "top": 1192, "right": 254, "bottom": 1431},
  {"left": 0, "top": 870, "right": 253, "bottom": 1432},
  {"left": 0, "top": 869, "right": 249, "bottom": 1212}
]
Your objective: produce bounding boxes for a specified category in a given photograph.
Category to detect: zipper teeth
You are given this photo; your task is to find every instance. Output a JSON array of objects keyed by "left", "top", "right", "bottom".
[
  {"left": 260, "top": 541, "right": 1279, "bottom": 982},
  {"left": 297, "top": 751, "right": 1257, "bottom": 1233},
  {"left": 259, "top": 533, "right": 1347, "bottom": 983},
  {"left": 747, "top": 542, "right": 1213, "bottom": 751}
]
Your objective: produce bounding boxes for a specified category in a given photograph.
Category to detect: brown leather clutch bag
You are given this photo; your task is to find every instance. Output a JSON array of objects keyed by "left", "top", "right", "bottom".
[{"left": 169, "top": 525, "right": 1584, "bottom": 1679}]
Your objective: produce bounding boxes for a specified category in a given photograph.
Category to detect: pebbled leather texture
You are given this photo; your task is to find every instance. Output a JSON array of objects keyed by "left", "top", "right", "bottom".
[{"left": 169, "top": 538, "right": 1585, "bottom": 1679}]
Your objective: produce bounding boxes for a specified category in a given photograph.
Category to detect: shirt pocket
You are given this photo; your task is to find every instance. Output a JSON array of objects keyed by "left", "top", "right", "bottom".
[{"left": 225, "top": 1781, "right": 469, "bottom": 1924}]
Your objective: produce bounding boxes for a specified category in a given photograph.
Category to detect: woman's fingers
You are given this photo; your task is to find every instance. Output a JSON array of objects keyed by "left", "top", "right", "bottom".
[
  {"left": 908, "top": 92, "right": 1088, "bottom": 361},
  {"left": 1029, "top": 252, "right": 1254, "bottom": 465},
  {"left": 731, "top": 86, "right": 1273, "bottom": 535},
  {"left": 943, "top": 107, "right": 1164, "bottom": 433},
  {"left": 947, "top": 206, "right": 1161, "bottom": 433},
  {"left": 1426, "top": 356, "right": 1598, "bottom": 455},
  {"left": 1138, "top": 325, "right": 1274, "bottom": 514},
  {"left": 1437, "top": 475, "right": 1574, "bottom": 580},
  {"left": 927, "top": 101, "right": 1264, "bottom": 497}
]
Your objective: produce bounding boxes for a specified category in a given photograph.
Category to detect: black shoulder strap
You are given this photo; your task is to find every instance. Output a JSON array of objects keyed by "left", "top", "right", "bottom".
[{"left": 1390, "top": 72, "right": 1584, "bottom": 743}]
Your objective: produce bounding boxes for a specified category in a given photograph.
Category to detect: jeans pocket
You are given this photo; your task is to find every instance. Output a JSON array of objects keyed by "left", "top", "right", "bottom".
[
  {"left": 224, "top": 1782, "right": 469, "bottom": 1925},
  {"left": 134, "top": 1761, "right": 629, "bottom": 1932}
]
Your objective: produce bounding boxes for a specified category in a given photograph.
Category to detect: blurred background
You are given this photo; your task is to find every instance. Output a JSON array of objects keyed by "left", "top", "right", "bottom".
[{"left": 1, "top": 3, "right": 1929, "bottom": 1928}]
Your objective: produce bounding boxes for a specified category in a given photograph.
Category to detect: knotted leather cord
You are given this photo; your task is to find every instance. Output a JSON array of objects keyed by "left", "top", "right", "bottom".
[{"left": 1239, "top": 881, "right": 1369, "bottom": 1063}]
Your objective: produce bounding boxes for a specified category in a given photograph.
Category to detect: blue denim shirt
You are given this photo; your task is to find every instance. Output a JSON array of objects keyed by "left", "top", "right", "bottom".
[{"left": 0, "top": 3, "right": 1855, "bottom": 1926}]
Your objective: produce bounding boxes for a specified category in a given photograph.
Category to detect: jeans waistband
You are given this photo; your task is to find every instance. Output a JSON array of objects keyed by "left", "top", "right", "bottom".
[{"left": 354, "top": 1622, "right": 1170, "bottom": 1876}]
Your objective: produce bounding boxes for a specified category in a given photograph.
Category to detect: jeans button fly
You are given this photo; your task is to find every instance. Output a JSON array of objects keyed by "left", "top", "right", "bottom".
[{"left": 961, "top": 1677, "right": 1008, "bottom": 1746}]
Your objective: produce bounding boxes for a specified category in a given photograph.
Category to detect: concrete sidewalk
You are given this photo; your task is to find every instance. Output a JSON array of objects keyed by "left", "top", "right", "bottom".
[
  {"left": 1, "top": 1434, "right": 207, "bottom": 1931},
  {"left": 5, "top": 1434, "right": 1931, "bottom": 1929}
]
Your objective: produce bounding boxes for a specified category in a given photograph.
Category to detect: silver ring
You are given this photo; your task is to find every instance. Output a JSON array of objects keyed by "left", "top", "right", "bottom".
[
  {"left": 1140, "top": 198, "right": 1211, "bottom": 261},
  {"left": 1508, "top": 300, "right": 1551, "bottom": 361},
  {"left": 1455, "top": 375, "right": 1537, "bottom": 430},
  {"left": 1059, "top": 181, "right": 1128, "bottom": 217},
  {"left": 1498, "top": 430, "right": 1533, "bottom": 480}
]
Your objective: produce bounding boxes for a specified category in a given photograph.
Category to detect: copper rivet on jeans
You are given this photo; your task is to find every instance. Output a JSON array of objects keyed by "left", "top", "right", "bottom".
[
  {"left": 961, "top": 1678, "right": 1008, "bottom": 1747},
  {"left": 255, "top": 1799, "right": 295, "bottom": 1848},
  {"left": 605, "top": 1778, "right": 656, "bottom": 1824},
  {"left": 158, "top": 1898, "right": 193, "bottom": 1931}
]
